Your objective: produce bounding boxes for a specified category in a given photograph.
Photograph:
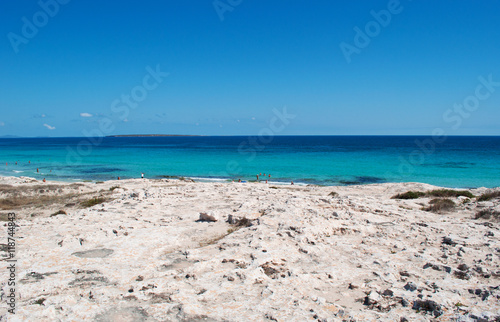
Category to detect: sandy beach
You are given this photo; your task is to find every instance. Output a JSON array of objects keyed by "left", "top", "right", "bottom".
[{"left": 0, "top": 176, "right": 499, "bottom": 321}]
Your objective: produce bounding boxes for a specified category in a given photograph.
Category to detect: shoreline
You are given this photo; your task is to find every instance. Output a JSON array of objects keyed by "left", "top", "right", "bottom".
[
  {"left": 1, "top": 174, "right": 497, "bottom": 190},
  {"left": 0, "top": 176, "right": 499, "bottom": 320}
]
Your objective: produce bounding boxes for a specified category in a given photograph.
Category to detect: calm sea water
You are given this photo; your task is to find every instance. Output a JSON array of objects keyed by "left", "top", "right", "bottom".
[{"left": 0, "top": 136, "right": 499, "bottom": 188}]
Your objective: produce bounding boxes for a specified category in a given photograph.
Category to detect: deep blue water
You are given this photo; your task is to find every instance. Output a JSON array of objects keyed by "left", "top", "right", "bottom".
[{"left": 1, "top": 136, "right": 499, "bottom": 188}]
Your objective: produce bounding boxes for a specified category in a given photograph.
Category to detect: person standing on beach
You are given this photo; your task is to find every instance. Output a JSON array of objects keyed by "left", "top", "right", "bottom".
[
  {"left": 141, "top": 173, "right": 144, "bottom": 179},
  {"left": 256, "top": 174, "right": 259, "bottom": 181}
]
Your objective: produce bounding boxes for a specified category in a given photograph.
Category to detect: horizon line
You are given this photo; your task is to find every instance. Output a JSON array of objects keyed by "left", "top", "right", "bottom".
[{"left": 2, "top": 134, "right": 500, "bottom": 138}]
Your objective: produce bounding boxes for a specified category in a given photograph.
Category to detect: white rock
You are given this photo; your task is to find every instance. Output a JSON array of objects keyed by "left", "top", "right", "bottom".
[{"left": 367, "top": 291, "right": 382, "bottom": 304}]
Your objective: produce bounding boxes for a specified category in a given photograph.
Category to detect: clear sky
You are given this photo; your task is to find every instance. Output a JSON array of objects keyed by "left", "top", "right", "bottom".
[{"left": 1, "top": 0, "right": 499, "bottom": 137}]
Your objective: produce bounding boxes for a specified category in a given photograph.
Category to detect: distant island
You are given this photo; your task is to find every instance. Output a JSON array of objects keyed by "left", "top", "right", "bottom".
[{"left": 106, "top": 134, "right": 202, "bottom": 137}]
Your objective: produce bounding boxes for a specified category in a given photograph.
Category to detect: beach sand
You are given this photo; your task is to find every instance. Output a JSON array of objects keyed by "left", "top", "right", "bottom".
[{"left": 0, "top": 176, "right": 499, "bottom": 321}]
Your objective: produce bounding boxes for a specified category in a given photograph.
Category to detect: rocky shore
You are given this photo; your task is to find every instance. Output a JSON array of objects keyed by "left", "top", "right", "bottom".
[{"left": 1, "top": 176, "right": 499, "bottom": 321}]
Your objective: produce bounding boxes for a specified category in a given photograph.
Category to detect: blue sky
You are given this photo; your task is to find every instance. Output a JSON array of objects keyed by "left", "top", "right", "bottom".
[{"left": 1, "top": 0, "right": 499, "bottom": 137}]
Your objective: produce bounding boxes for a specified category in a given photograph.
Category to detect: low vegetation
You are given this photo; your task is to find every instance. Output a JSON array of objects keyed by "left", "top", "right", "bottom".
[
  {"left": 50, "top": 210, "right": 67, "bottom": 217},
  {"left": 109, "top": 186, "right": 120, "bottom": 191},
  {"left": 199, "top": 233, "right": 228, "bottom": 247},
  {"left": 392, "top": 191, "right": 426, "bottom": 199},
  {"left": 392, "top": 189, "right": 474, "bottom": 200},
  {"left": 475, "top": 209, "right": 500, "bottom": 221},
  {"left": 426, "top": 189, "right": 475, "bottom": 198},
  {"left": 425, "top": 198, "right": 455, "bottom": 213},
  {"left": 0, "top": 194, "right": 75, "bottom": 211},
  {"left": 477, "top": 191, "right": 500, "bottom": 201},
  {"left": 80, "top": 197, "right": 107, "bottom": 208},
  {"left": 328, "top": 191, "right": 338, "bottom": 197},
  {"left": 232, "top": 217, "right": 252, "bottom": 228}
]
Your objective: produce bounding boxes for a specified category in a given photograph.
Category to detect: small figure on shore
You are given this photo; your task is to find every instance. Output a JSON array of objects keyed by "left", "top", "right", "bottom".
[
  {"left": 43, "top": 178, "right": 46, "bottom": 183},
  {"left": 37, "top": 168, "right": 39, "bottom": 173},
  {"left": 266, "top": 180, "right": 268, "bottom": 184},
  {"left": 141, "top": 173, "right": 144, "bottom": 179},
  {"left": 238, "top": 179, "right": 241, "bottom": 182},
  {"left": 291, "top": 181, "right": 294, "bottom": 185},
  {"left": 256, "top": 175, "right": 259, "bottom": 181},
  {"left": 118, "top": 177, "right": 121, "bottom": 180}
]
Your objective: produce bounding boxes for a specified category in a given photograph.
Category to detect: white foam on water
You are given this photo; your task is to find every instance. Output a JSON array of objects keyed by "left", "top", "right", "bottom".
[{"left": 189, "top": 177, "right": 230, "bottom": 183}]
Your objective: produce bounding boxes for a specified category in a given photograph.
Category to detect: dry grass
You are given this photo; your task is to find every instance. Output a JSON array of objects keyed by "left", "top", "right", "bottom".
[
  {"left": 0, "top": 194, "right": 78, "bottom": 211},
  {"left": 425, "top": 198, "right": 455, "bottom": 213},
  {"left": 475, "top": 209, "right": 500, "bottom": 221},
  {"left": 392, "top": 191, "right": 426, "bottom": 199},
  {"left": 199, "top": 233, "right": 230, "bottom": 247},
  {"left": 50, "top": 210, "right": 67, "bottom": 217},
  {"left": 426, "top": 189, "right": 475, "bottom": 198},
  {"left": 477, "top": 191, "right": 500, "bottom": 202},
  {"left": 0, "top": 183, "right": 109, "bottom": 212},
  {"left": 392, "top": 189, "right": 474, "bottom": 200},
  {"left": 80, "top": 197, "right": 107, "bottom": 208}
]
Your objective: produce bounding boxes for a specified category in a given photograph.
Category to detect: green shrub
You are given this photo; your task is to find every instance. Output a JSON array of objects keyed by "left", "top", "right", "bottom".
[
  {"left": 425, "top": 198, "right": 455, "bottom": 213},
  {"left": 477, "top": 191, "right": 500, "bottom": 201},
  {"left": 426, "top": 189, "right": 474, "bottom": 198},
  {"left": 392, "top": 191, "right": 426, "bottom": 199},
  {"left": 392, "top": 189, "right": 474, "bottom": 200},
  {"left": 81, "top": 197, "right": 106, "bottom": 208}
]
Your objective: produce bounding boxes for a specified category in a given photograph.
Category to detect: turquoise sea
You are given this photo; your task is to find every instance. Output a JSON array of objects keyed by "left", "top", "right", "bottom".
[{"left": 0, "top": 136, "right": 499, "bottom": 188}]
